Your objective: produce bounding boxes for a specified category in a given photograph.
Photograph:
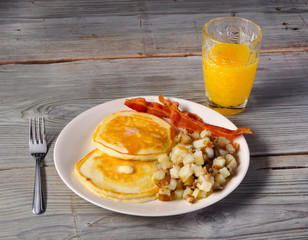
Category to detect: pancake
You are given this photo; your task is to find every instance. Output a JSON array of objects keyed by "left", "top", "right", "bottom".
[
  {"left": 75, "top": 149, "right": 159, "bottom": 203},
  {"left": 92, "top": 110, "right": 175, "bottom": 161}
]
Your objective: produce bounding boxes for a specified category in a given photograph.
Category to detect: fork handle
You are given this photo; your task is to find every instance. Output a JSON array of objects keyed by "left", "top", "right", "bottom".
[{"left": 32, "top": 156, "right": 45, "bottom": 214}]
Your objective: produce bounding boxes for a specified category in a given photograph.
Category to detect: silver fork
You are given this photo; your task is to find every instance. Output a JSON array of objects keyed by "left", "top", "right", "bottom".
[{"left": 29, "top": 117, "right": 47, "bottom": 214}]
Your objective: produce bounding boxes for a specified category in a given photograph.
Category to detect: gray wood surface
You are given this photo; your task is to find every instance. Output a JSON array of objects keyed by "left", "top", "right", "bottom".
[
  {"left": 0, "top": 0, "right": 307, "bottom": 239},
  {"left": 1, "top": 156, "right": 307, "bottom": 239},
  {"left": 0, "top": 0, "right": 307, "bottom": 61}
]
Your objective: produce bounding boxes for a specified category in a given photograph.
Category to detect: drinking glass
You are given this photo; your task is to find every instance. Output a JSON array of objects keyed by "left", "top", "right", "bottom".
[{"left": 202, "top": 17, "right": 262, "bottom": 115}]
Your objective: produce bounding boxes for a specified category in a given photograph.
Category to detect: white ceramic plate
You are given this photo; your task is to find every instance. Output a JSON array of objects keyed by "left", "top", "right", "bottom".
[{"left": 54, "top": 96, "right": 250, "bottom": 217}]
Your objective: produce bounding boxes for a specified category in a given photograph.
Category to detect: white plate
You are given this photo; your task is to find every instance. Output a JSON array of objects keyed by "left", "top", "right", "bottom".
[{"left": 54, "top": 96, "right": 250, "bottom": 217}]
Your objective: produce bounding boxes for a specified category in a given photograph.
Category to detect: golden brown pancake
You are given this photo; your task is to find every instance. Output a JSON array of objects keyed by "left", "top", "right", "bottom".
[
  {"left": 92, "top": 110, "right": 175, "bottom": 160},
  {"left": 75, "top": 149, "right": 159, "bottom": 202}
]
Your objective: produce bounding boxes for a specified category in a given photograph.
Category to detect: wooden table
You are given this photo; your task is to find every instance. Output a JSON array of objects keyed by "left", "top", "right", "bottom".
[{"left": 1, "top": 1, "right": 307, "bottom": 239}]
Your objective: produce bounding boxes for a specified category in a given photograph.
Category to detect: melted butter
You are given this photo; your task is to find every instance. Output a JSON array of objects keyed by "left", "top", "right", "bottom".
[
  {"left": 124, "top": 127, "right": 140, "bottom": 137},
  {"left": 117, "top": 165, "right": 134, "bottom": 174}
]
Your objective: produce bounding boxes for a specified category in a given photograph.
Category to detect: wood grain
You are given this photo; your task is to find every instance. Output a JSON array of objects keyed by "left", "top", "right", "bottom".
[
  {"left": 0, "top": 155, "right": 307, "bottom": 239},
  {"left": 0, "top": 1, "right": 307, "bottom": 239},
  {"left": 0, "top": 51, "right": 307, "bottom": 168},
  {"left": 1, "top": 47, "right": 308, "bottom": 66},
  {"left": 0, "top": 0, "right": 307, "bottom": 60}
]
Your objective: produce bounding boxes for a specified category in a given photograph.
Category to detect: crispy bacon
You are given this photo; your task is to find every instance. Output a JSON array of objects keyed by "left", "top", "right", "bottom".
[
  {"left": 124, "top": 95, "right": 254, "bottom": 140},
  {"left": 159, "top": 95, "right": 253, "bottom": 139},
  {"left": 125, "top": 98, "right": 170, "bottom": 118}
]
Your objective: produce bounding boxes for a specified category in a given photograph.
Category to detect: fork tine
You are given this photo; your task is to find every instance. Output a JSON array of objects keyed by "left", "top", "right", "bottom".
[
  {"left": 29, "top": 118, "right": 33, "bottom": 144},
  {"left": 39, "top": 117, "right": 46, "bottom": 143},
  {"left": 38, "top": 117, "right": 42, "bottom": 143},
  {"left": 42, "top": 117, "right": 46, "bottom": 142},
  {"left": 34, "top": 117, "right": 38, "bottom": 144}
]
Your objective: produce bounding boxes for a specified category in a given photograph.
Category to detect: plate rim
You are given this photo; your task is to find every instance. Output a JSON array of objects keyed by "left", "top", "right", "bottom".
[{"left": 54, "top": 95, "right": 250, "bottom": 217}]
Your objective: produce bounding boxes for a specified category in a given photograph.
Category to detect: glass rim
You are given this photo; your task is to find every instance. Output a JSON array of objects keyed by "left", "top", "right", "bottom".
[{"left": 203, "top": 16, "right": 262, "bottom": 45}]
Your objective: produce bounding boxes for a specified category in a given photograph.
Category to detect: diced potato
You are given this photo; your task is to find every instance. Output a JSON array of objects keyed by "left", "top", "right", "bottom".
[
  {"left": 193, "top": 150, "right": 204, "bottom": 165},
  {"left": 226, "top": 143, "right": 235, "bottom": 154},
  {"left": 155, "top": 162, "right": 162, "bottom": 170},
  {"left": 192, "top": 188, "right": 200, "bottom": 199},
  {"left": 179, "top": 164, "right": 193, "bottom": 182},
  {"left": 212, "top": 156, "right": 225, "bottom": 169},
  {"left": 158, "top": 188, "right": 171, "bottom": 201},
  {"left": 156, "top": 174, "right": 171, "bottom": 188},
  {"left": 205, "top": 147, "right": 214, "bottom": 159},
  {"left": 193, "top": 138, "right": 210, "bottom": 149},
  {"left": 183, "top": 192, "right": 195, "bottom": 203},
  {"left": 204, "top": 137, "right": 210, "bottom": 143},
  {"left": 209, "top": 175, "right": 215, "bottom": 185},
  {"left": 171, "top": 145, "right": 188, "bottom": 164},
  {"left": 185, "top": 195, "right": 195, "bottom": 204},
  {"left": 183, "top": 175, "right": 195, "bottom": 186},
  {"left": 218, "top": 149, "right": 228, "bottom": 157},
  {"left": 198, "top": 175, "right": 206, "bottom": 183},
  {"left": 152, "top": 170, "right": 165, "bottom": 181},
  {"left": 177, "top": 143, "right": 193, "bottom": 150},
  {"left": 183, "top": 153, "right": 195, "bottom": 165},
  {"left": 225, "top": 154, "right": 235, "bottom": 164},
  {"left": 170, "top": 166, "right": 180, "bottom": 179},
  {"left": 202, "top": 174, "right": 214, "bottom": 184},
  {"left": 219, "top": 167, "right": 231, "bottom": 179},
  {"left": 167, "top": 178, "right": 178, "bottom": 190},
  {"left": 197, "top": 180, "right": 212, "bottom": 192},
  {"left": 161, "top": 158, "right": 173, "bottom": 170},
  {"left": 216, "top": 136, "right": 229, "bottom": 147},
  {"left": 191, "top": 164, "right": 204, "bottom": 177},
  {"left": 180, "top": 133, "right": 193, "bottom": 145},
  {"left": 227, "top": 158, "right": 238, "bottom": 172},
  {"left": 214, "top": 173, "right": 226, "bottom": 185},
  {"left": 200, "top": 129, "right": 211, "bottom": 138},
  {"left": 176, "top": 179, "right": 184, "bottom": 190},
  {"left": 197, "top": 190, "right": 208, "bottom": 199},
  {"left": 183, "top": 187, "right": 193, "bottom": 199},
  {"left": 210, "top": 167, "right": 219, "bottom": 176},
  {"left": 159, "top": 188, "right": 171, "bottom": 195},
  {"left": 212, "top": 182, "right": 222, "bottom": 190},
  {"left": 173, "top": 189, "right": 184, "bottom": 200},
  {"left": 155, "top": 127, "right": 241, "bottom": 203},
  {"left": 191, "top": 131, "right": 200, "bottom": 139},
  {"left": 158, "top": 154, "right": 170, "bottom": 163}
]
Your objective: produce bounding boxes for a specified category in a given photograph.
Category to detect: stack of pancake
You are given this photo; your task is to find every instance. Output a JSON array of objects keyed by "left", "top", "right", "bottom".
[{"left": 75, "top": 110, "right": 175, "bottom": 203}]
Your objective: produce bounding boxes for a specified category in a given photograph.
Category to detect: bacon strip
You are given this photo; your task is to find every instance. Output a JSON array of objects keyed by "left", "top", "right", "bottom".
[
  {"left": 125, "top": 98, "right": 170, "bottom": 118},
  {"left": 125, "top": 95, "right": 254, "bottom": 140}
]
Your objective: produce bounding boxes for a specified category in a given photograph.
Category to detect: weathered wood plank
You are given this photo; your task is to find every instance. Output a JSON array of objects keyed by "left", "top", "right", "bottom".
[
  {"left": 1, "top": 1, "right": 307, "bottom": 239},
  {"left": 0, "top": 166, "right": 78, "bottom": 239},
  {"left": 0, "top": 155, "right": 307, "bottom": 239},
  {"left": 0, "top": 51, "right": 307, "bottom": 169},
  {"left": 73, "top": 156, "right": 308, "bottom": 240},
  {"left": 0, "top": 0, "right": 307, "bottom": 60}
]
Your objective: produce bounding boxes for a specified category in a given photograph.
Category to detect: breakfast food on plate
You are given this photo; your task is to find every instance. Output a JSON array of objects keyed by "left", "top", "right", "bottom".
[
  {"left": 75, "top": 95, "right": 252, "bottom": 204},
  {"left": 92, "top": 110, "right": 175, "bottom": 161},
  {"left": 125, "top": 95, "right": 253, "bottom": 141},
  {"left": 124, "top": 95, "right": 253, "bottom": 203},
  {"left": 75, "top": 149, "right": 159, "bottom": 203},
  {"left": 152, "top": 129, "right": 239, "bottom": 203}
]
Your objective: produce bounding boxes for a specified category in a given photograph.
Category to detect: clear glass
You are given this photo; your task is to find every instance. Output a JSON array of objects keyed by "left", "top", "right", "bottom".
[{"left": 202, "top": 17, "right": 262, "bottom": 115}]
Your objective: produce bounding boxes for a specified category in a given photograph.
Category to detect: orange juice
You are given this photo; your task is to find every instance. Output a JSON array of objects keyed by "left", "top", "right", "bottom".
[
  {"left": 202, "top": 17, "right": 261, "bottom": 115},
  {"left": 203, "top": 43, "right": 258, "bottom": 113}
]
